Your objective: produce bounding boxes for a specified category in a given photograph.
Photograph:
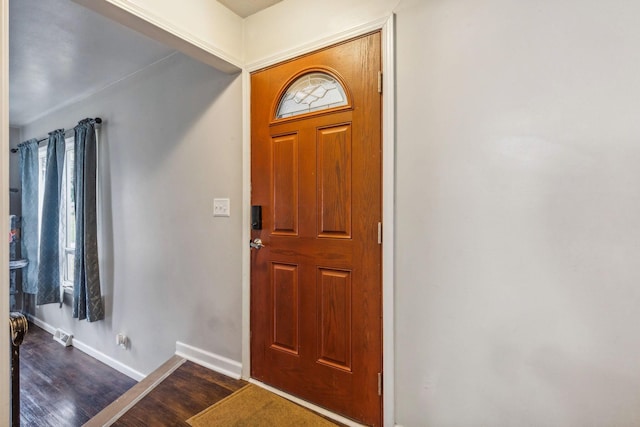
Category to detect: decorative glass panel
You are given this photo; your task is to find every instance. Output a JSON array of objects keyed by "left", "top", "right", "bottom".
[{"left": 276, "top": 72, "right": 348, "bottom": 119}]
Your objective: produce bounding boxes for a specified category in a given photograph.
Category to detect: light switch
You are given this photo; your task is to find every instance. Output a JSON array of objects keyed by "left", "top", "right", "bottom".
[{"left": 213, "top": 198, "right": 230, "bottom": 217}]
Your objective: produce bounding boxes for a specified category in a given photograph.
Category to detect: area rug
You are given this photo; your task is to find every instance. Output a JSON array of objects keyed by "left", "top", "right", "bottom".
[{"left": 187, "top": 384, "right": 339, "bottom": 426}]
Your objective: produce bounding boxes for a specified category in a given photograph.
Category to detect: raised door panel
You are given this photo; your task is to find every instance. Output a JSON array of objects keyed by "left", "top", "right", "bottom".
[
  {"left": 271, "top": 134, "right": 299, "bottom": 235},
  {"left": 271, "top": 263, "right": 299, "bottom": 355},
  {"left": 317, "top": 268, "right": 352, "bottom": 372},
  {"left": 317, "top": 124, "right": 352, "bottom": 238}
]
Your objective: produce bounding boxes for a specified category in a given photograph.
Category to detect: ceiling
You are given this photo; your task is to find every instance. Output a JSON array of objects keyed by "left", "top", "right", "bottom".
[
  {"left": 217, "top": 0, "right": 283, "bottom": 18},
  {"left": 9, "top": 0, "right": 175, "bottom": 127},
  {"left": 9, "top": 0, "right": 285, "bottom": 127}
]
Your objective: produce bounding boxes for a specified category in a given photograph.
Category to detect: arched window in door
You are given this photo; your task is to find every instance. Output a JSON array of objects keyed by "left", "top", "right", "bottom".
[{"left": 276, "top": 71, "right": 349, "bottom": 119}]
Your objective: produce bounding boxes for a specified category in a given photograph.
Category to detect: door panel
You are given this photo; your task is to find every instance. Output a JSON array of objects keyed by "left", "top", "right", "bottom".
[
  {"left": 271, "top": 262, "right": 300, "bottom": 354},
  {"left": 317, "top": 124, "right": 352, "bottom": 238},
  {"left": 271, "top": 134, "right": 299, "bottom": 235},
  {"left": 317, "top": 268, "right": 352, "bottom": 371},
  {"left": 251, "top": 32, "right": 382, "bottom": 426}
]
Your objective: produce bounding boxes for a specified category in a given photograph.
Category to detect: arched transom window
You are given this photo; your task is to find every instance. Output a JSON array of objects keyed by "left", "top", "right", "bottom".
[{"left": 276, "top": 71, "right": 349, "bottom": 119}]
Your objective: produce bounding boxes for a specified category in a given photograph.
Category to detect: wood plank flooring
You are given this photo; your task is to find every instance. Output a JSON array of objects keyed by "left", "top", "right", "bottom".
[
  {"left": 111, "top": 361, "right": 247, "bottom": 426},
  {"left": 21, "top": 323, "right": 351, "bottom": 426},
  {"left": 98, "top": 360, "right": 346, "bottom": 426},
  {"left": 19, "top": 324, "right": 137, "bottom": 426}
]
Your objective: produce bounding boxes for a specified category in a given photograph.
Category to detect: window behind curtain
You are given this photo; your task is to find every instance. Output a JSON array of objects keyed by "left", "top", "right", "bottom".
[{"left": 38, "top": 137, "right": 75, "bottom": 290}]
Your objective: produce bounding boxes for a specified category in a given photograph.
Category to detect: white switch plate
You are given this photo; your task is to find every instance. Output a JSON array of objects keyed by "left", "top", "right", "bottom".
[{"left": 213, "top": 198, "right": 230, "bottom": 217}]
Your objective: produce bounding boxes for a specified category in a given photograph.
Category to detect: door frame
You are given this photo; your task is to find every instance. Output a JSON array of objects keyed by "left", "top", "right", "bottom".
[
  {"left": 241, "top": 14, "right": 396, "bottom": 427},
  {"left": 1, "top": 0, "right": 11, "bottom": 418}
]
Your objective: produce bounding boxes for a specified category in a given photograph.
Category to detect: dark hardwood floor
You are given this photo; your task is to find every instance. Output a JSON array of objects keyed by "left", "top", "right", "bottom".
[
  {"left": 19, "top": 323, "right": 137, "bottom": 426},
  {"left": 107, "top": 361, "right": 344, "bottom": 426},
  {"left": 21, "top": 325, "right": 348, "bottom": 426},
  {"left": 112, "top": 360, "right": 247, "bottom": 426}
]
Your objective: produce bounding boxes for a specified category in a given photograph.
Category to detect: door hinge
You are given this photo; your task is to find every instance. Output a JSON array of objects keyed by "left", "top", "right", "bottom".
[
  {"left": 377, "top": 71, "right": 383, "bottom": 94},
  {"left": 377, "top": 372, "right": 383, "bottom": 396},
  {"left": 377, "top": 222, "right": 382, "bottom": 244}
]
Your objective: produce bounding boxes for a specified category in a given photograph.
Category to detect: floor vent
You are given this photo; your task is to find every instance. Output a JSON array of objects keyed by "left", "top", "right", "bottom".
[{"left": 53, "top": 329, "right": 73, "bottom": 347}]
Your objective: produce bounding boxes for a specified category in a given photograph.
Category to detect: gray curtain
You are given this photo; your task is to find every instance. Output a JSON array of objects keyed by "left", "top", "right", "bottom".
[
  {"left": 73, "top": 119, "right": 104, "bottom": 321},
  {"left": 18, "top": 139, "right": 40, "bottom": 295},
  {"left": 36, "top": 130, "right": 66, "bottom": 305}
]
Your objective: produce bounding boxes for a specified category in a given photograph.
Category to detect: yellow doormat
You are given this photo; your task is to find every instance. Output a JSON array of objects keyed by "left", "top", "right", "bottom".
[{"left": 187, "top": 384, "right": 339, "bottom": 426}]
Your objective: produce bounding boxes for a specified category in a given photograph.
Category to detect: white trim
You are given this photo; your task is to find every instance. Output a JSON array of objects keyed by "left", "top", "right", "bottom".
[
  {"left": 245, "top": 15, "right": 391, "bottom": 72},
  {"left": 249, "top": 379, "right": 368, "bottom": 427},
  {"left": 105, "top": 0, "right": 242, "bottom": 67},
  {"left": 28, "top": 316, "right": 146, "bottom": 381},
  {"left": 27, "top": 315, "right": 56, "bottom": 335},
  {"left": 175, "top": 341, "right": 243, "bottom": 380},
  {"left": 74, "top": 0, "right": 241, "bottom": 74},
  {"left": 381, "top": 15, "right": 396, "bottom": 427},
  {"left": 91, "top": 356, "right": 186, "bottom": 427},
  {"left": 241, "top": 14, "right": 397, "bottom": 427},
  {"left": 1, "top": 0, "right": 10, "bottom": 418},
  {"left": 72, "top": 340, "right": 145, "bottom": 381},
  {"left": 241, "top": 67, "right": 252, "bottom": 380}
]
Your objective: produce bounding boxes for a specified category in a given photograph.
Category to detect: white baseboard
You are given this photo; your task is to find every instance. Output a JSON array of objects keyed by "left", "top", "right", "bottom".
[
  {"left": 28, "top": 315, "right": 56, "bottom": 335},
  {"left": 175, "top": 341, "right": 242, "bottom": 380},
  {"left": 72, "top": 338, "right": 145, "bottom": 382},
  {"left": 27, "top": 315, "right": 145, "bottom": 382}
]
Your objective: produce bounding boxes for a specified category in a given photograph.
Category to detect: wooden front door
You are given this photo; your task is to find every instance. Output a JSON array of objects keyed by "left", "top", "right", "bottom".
[{"left": 250, "top": 32, "right": 382, "bottom": 426}]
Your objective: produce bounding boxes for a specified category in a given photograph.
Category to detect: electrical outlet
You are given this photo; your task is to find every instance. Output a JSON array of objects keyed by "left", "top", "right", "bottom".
[
  {"left": 213, "top": 198, "right": 230, "bottom": 217},
  {"left": 116, "top": 333, "right": 128, "bottom": 349}
]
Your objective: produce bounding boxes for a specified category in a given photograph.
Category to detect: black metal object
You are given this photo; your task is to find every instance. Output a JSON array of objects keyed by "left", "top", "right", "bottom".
[
  {"left": 9, "top": 312, "right": 28, "bottom": 427},
  {"left": 9, "top": 117, "right": 103, "bottom": 149},
  {"left": 251, "top": 205, "right": 262, "bottom": 230}
]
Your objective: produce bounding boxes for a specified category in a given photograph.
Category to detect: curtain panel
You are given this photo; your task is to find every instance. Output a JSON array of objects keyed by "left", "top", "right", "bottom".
[
  {"left": 36, "top": 130, "right": 66, "bottom": 305},
  {"left": 73, "top": 119, "right": 104, "bottom": 322},
  {"left": 18, "top": 139, "right": 40, "bottom": 295}
]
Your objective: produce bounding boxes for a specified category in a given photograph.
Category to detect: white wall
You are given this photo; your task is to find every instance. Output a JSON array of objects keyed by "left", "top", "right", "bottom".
[
  {"left": 20, "top": 52, "right": 243, "bottom": 376},
  {"left": 120, "top": 0, "right": 243, "bottom": 59},
  {"left": 8, "top": 0, "right": 640, "bottom": 425},
  {"left": 243, "top": 0, "right": 399, "bottom": 66},
  {"left": 247, "top": 0, "right": 640, "bottom": 425},
  {"left": 74, "top": 0, "right": 243, "bottom": 73},
  {"left": 394, "top": 0, "right": 640, "bottom": 425}
]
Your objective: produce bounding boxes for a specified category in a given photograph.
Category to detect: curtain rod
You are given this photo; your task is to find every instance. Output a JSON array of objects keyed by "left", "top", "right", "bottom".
[{"left": 9, "top": 117, "right": 102, "bottom": 153}]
